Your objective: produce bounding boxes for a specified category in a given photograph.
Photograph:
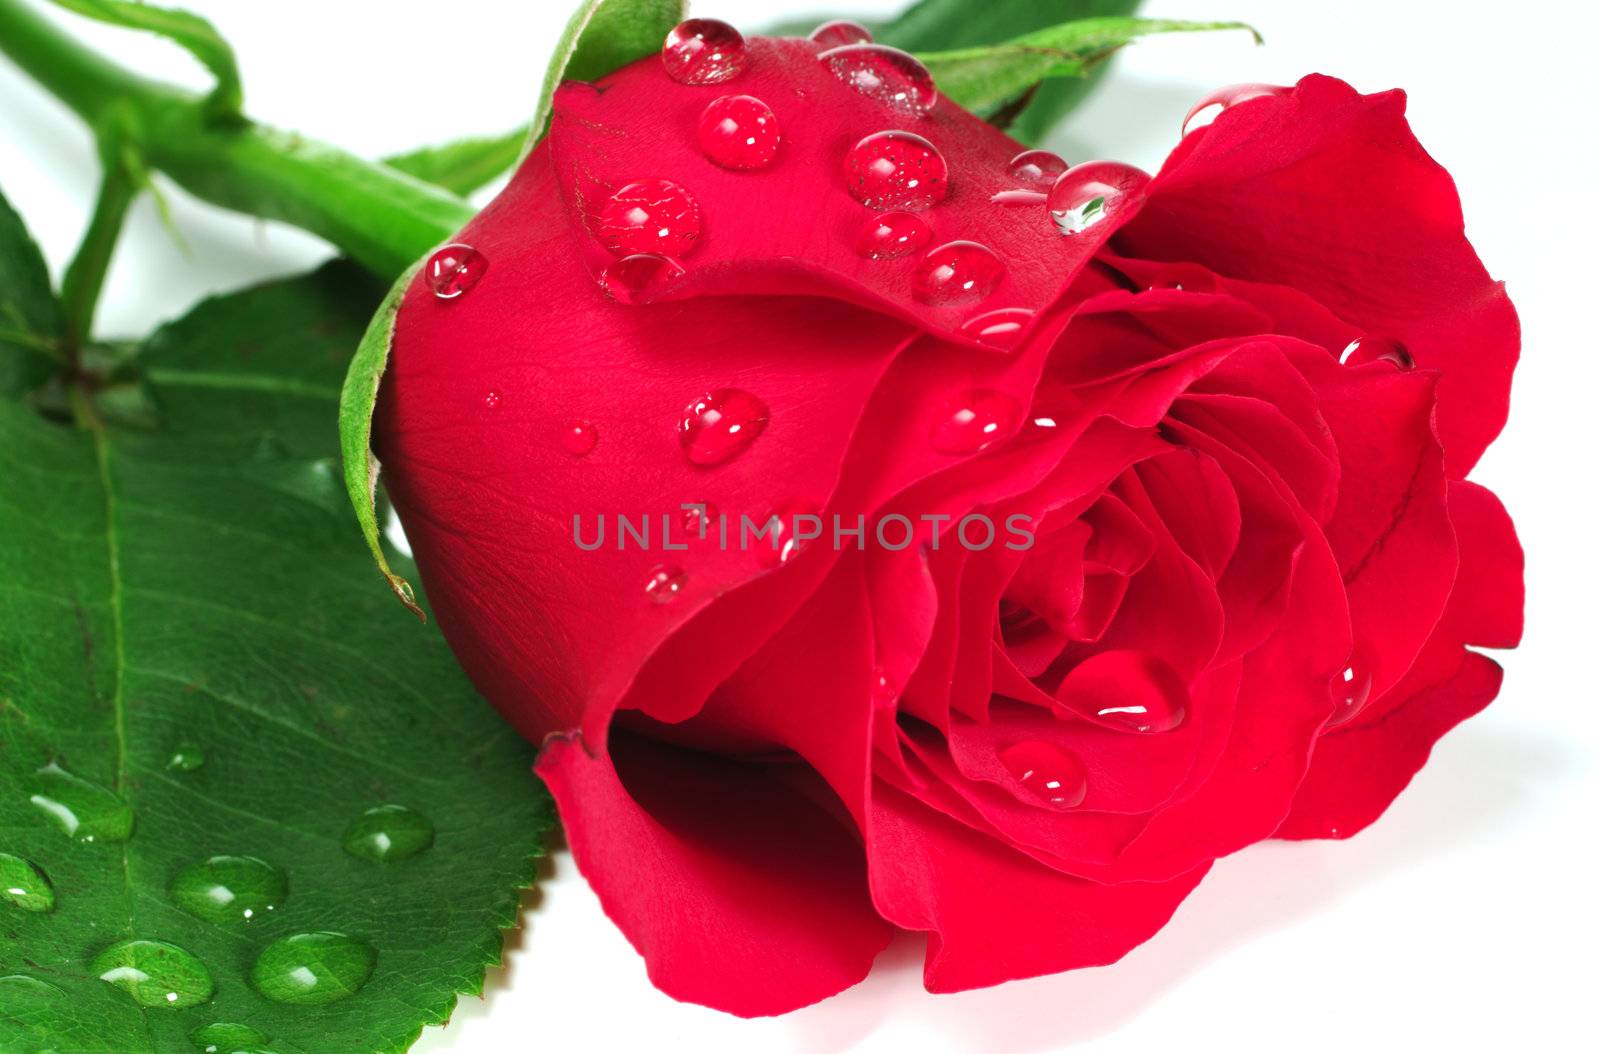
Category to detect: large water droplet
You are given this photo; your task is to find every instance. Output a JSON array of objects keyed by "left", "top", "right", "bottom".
[
  {"left": 819, "top": 44, "right": 937, "bottom": 118},
  {"left": 93, "top": 939, "right": 214, "bottom": 1009},
  {"left": 679, "top": 389, "right": 770, "bottom": 466},
  {"left": 424, "top": 244, "right": 487, "bottom": 300},
  {"left": 251, "top": 932, "right": 375, "bottom": 1006},
  {"left": 171, "top": 856, "right": 287, "bottom": 924},
  {"left": 1094, "top": 679, "right": 1189, "bottom": 733},
  {"left": 0, "top": 853, "right": 54, "bottom": 913},
  {"left": 1328, "top": 651, "right": 1375, "bottom": 728},
  {"left": 855, "top": 210, "right": 932, "bottom": 260},
  {"left": 645, "top": 565, "right": 687, "bottom": 604},
  {"left": 930, "top": 388, "right": 1022, "bottom": 454},
  {"left": 697, "top": 95, "right": 781, "bottom": 170},
  {"left": 561, "top": 420, "right": 599, "bottom": 457},
  {"left": 843, "top": 130, "right": 948, "bottom": 211},
  {"left": 599, "top": 253, "right": 687, "bottom": 304},
  {"left": 1340, "top": 335, "right": 1415, "bottom": 370},
  {"left": 1047, "top": 161, "right": 1150, "bottom": 236},
  {"left": 1008, "top": 149, "right": 1068, "bottom": 187},
  {"left": 960, "top": 307, "right": 1035, "bottom": 351},
  {"left": 594, "top": 179, "right": 703, "bottom": 258},
  {"left": 661, "top": 18, "right": 747, "bottom": 85},
  {"left": 342, "top": 804, "right": 435, "bottom": 862},
  {"left": 999, "top": 741, "right": 1088, "bottom": 809},
  {"left": 28, "top": 762, "right": 133, "bottom": 842},
  {"left": 190, "top": 1023, "right": 271, "bottom": 1054},
  {"left": 0, "top": 974, "right": 63, "bottom": 999},
  {"left": 167, "top": 743, "right": 206, "bottom": 772},
  {"left": 808, "top": 19, "right": 873, "bottom": 47},
  {"left": 912, "top": 241, "right": 1004, "bottom": 306},
  {"left": 1182, "top": 82, "right": 1290, "bottom": 135}
]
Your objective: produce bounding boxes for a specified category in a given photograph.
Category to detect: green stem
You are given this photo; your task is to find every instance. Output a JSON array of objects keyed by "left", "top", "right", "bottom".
[
  {"left": 60, "top": 128, "right": 141, "bottom": 353},
  {"left": 0, "top": 0, "right": 475, "bottom": 279}
]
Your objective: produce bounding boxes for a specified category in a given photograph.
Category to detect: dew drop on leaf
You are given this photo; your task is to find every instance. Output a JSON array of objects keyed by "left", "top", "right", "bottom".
[
  {"left": 0, "top": 852, "right": 55, "bottom": 913},
  {"left": 171, "top": 855, "right": 287, "bottom": 923},
  {"left": 93, "top": 938, "right": 215, "bottom": 1008},
  {"left": 250, "top": 931, "right": 376, "bottom": 1005},
  {"left": 342, "top": 804, "right": 435, "bottom": 862},
  {"left": 190, "top": 1022, "right": 271, "bottom": 1054},
  {"left": 0, "top": 974, "right": 64, "bottom": 999},
  {"left": 28, "top": 761, "right": 134, "bottom": 842},
  {"left": 167, "top": 743, "right": 206, "bottom": 772}
]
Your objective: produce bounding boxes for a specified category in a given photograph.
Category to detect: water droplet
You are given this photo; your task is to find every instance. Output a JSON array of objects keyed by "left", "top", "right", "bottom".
[
  {"left": 93, "top": 939, "right": 214, "bottom": 1009},
  {"left": 0, "top": 853, "right": 54, "bottom": 913},
  {"left": 855, "top": 210, "right": 932, "bottom": 260},
  {"left": 171, "top": 856, "right": 287, "bottom": 924},
  {"left": 28, "top": 761, "right": 133, "bottom": 842},
  {"left": 167, "top": 743, "right": 205, "bottom": 772},
  {"left": 560, "top": 420, "right": 599, "bottom": 456},
  {"left": 930, "top": 388, "right": 1022, "bottom": 454},
  {"left": 1047, "top": 161, "right": 1150, "bottom": 235},
  {"left": 999, "top": 741, "right": 1088, "bottom": 809},
  {"left": 912, "top": 241, "right": 1004, "bottom": 306},
  {"left": 594, "top": 179, "right": 702, "bottom": 257},
  {"left": 680, "top": 501, "right": 719, "bottom": 537},
  {"left": 1008, "top": 149, "right": 1068, "bottom": 186},
  {"left": 819, "top": 44, "right": 937, "bottom": 118},
  {"left": 1328, "top": 651, "right": 1375, "bottom": 728},
  {"left": 424, "top": 244, "right": 487, "bottom": 300},
  {"left": 1095, "top": 684, "right": 1188, "bottom": 733},
  {"left": 661, "top": 18, "right": 747, "bottom": 85},
  {"left": 697, "top": 94, "right": 781, "bottom": 170},
  {"left": 645, "top": 565, "right": 686, "bottom": 603},
  {"left": 0, "top": 974, "right": 63, "bottom": 1000},
  {"left": 190, "top": 1023, "right": 271, "bottom": 1054},
  {"left": 679, "top": 389, "right": 769, "bottom": 466},
  {"left": 251, "top": 932, "right": 375, "bottom": 1006},
  {"left": 808, "top": 19, "right": 873, "bottom": 48},
  {"left": 342, "top": 804, "right": 435, "bottom": 862},
  {"left": 755, "top": 500, "right": 820, "bottom": 567},
  {"left": 871, "top": 667, "right": 899, "bottom": 708},
  {"left": 1339, "top": 335, "right": 1415, "bottom": 370},
  {"left": 844, "top": 130, "right": 948, "bottom": 211},
  {"left": 990, "top": 188, "right": 1048, "bottom": 207},
  {"left": 960, "top": 308, "right": 1035, "bottom": 351},
  {"left": 599, "top": 253, "right": 687, "bottom": 304},
  {"left": 483, "top": 390, "right": 503, "bottom": 410},
  {"left": 1182, "top": 83, "right": 1290, "bottom": 135}
]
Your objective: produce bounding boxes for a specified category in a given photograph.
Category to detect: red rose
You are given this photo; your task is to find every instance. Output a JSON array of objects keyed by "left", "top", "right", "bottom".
[{"left": 374, "top": 32, "right": 1522, "bottom": 1017}]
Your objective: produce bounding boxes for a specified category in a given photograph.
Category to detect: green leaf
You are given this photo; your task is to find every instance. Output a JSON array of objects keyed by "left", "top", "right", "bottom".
[
  {"left": 921, "top": 16, "right": 1260, "bottom": 118},
  {"left": 0, "top": 262, "right": 552, "bottom": 1053},
  {"left": 530, "top": 0, "right": 685, "bottom": 147},
  {"left": 48, "top": 0, "right": 244, "bottom": 120},
  {"left": 0, "top": 181, "right": 62, "bottom": 397},
  {"left": 383, "top": 128, "right": 529, "bottom": 198}
]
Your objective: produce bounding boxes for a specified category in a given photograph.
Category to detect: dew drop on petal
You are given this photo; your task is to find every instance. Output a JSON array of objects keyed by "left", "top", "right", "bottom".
[
  {"left": 1046, "top": 161, "right": 1150, "bottom": 236},
  {"left": 1007, "top": 149, "right": 1068, "bottom": 187},
  {"left": 999, "top": 740, "right": 1087, "bottom": 809},
  {"left": 251, "top": 932, "right": 375, "bottom": 1006},
  {"left": 1340, "top": 335, "right": 1415, "bottom": 370},
  {"left": 599, "top": 253, "right": 687, "bottom": 305},
  {"left": 808, "top": 19, "right": 873, "bottom": 47},
  {"left": 755, "top": 500, "right": 820, "bottom": 567},
  {"left": 912, "top": 241, "right": 1004, "bottom": 306},
  {"left": 1328, "top": 651, "right": 1375, "bottom": 728},
  {"left": 560, "top": 420, "right": 599, "bottom": 457},
  {"left": 679, "top": 389, "right": 770, "bottom": 466},
  {"left": 483, "top": 390, "right": 503, "bottom": 410},
  {"left": 819, "top": 43, "right": 937, "bottom": 118},
  {"left": 990, "top": 188, "right": 1048, "bottom": 207},
  {"left": 1182, "top": 83, "right": 1291, "bottom": 135},
  {"left": 870, "top": 667, "right": 899, "bottom": 708},
  {"left": 424, "top": 244, "right": 486, "bottom": 300},
  {"left": 930, "top": 388, "right": 1022, "bottom": 454},
  {"left": 844, "top": 130, "right": 948, "bottom": 212},
  {"left": 661, "top": 19, "right": 747, "bottom": 85},
  {"left": 645, "top": 565, "right": 686, "bottom": 604},
  {"left": 855, "top": 210, "right": 931, "bottom": 260},
  {"left": 680, "top": 502, "right": 718, "bottom": 538},
  {"left": 960, "top": 307, "right": 1035, "bottom": 351},
  {"left": 697, "top": 95, "right": 781, "bottom": 170},
  {"left": 594, "top": 179, "right": 702, "bottom": 258}
]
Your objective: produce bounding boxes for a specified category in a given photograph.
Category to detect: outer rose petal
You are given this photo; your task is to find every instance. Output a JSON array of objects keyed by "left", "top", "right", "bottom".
[
  {"left": 539, "top": 732, "right": 892, "bottom": 1016},
  {"left": 1117, "top": 74, "right": 1519, "bottom": 476}
]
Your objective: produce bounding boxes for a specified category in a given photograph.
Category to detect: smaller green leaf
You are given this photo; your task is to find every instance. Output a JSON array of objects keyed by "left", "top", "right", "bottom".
[
  {"left": 49, "top": 0, "right": 243, "bottom": 119},
  {"left": 383, "top": 127, "right": 529, "bottom": 197},
  {"left": 529, "top": 0, "right": 685, "bottom": 148},
  {"left": 922, "top": 16, "right": 1260, "bottom": 117},
  {"left": 0, "top": 180, "right": 63, "bottom": 396},
  {"left": 338, "top": 264, "right": 425, "bottom": 619}
]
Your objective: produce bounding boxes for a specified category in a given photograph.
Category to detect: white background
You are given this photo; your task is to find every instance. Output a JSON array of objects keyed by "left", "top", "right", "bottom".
[{"left": 4, "top": 2, "right": 1598, "bottom": 1051}]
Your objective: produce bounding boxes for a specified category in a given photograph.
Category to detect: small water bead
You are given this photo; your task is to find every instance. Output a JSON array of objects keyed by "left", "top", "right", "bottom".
[
  {"left": 1182, "top": 82, "right": 1290, "bottom": 136},
  {"left": 930, "top": 388, "right": 1023, "bottom": 454},
  {"left": 844, "top": 131, "right": 948, "bottom": 212},
  {"left": 93, "top": 939, "right": 214, "bottom": 1009},
  {"left": 661, "top": 18, "right": 747, "bottom": 85},
  {"left": 0, "top": 852, "right": 54, "bottom": 913},
  {"left": 191, "top": 1023, "right": 271, "bottom": 1054},
  {"left": 697, "top": 95, "right": 781, "bottom": 170},
  {"left": 28, "top": 761, "right": 134, "bottom": 842},
  {"left": 855, "top": 210, "right": 931, "bottom": 260},
  {"left": 999, "top": 741, "right": 1088, "bottom": 810},
  {"left": 871, "top": 667, "right": 899, "bottom": 708},
  {"left": 251, "top": 932, "right": 375, "bottom": 1006},
  {"left": 990, "top": 189, "right": 1048, "bottom": 207},
  {"left": 1047, "top": 161, "right": 1151, "bottom": 236},
  {"left": 680, "top": 501, "right": 719, "bottom": 538},
  {"left": 645, "top": 565, "right": 686, "bottom": 604},
  {"left": 679, "top": 389, "right": 770, "bottom": 466},
  {"left": 167, "top": 743, "right": 205, "bottom": 772},
  {"left": 819, "top": 44, "right": 937, "bottom": 118},
  {"left": 561, "top": 420, "right": 599, "bottom": 457},
  {"left": 595, "top": 179, "right": 703, "bottom": 258},
  {"left": 1328, "top": 651, "right": 1375, "bottom": 728},
  {"left": 756, "top": 500, "right": 820, "bottom": 567},
  {"left": 960, "top": 308, "right": 1036, "bottom": 351},
  {"left": 424, "top": 244, "right": 487, "bottom": 300},
  {"left": 599, "top": 253, "right": 687, "bottom": 304},
  {"left": 342, "top": 804, "right": 435, "bottom": 862},
  {"left": 808, "top": 19, "right": 873, "bottom": 48},
  {"left": 912, "top": 241, "right": 1004, "bottom": 306},
  {"left": 1007, "top": 149, "right": 1068, "bottom": 187},
  {"left": 171, "top": 856, "right": 287, "bottom": 923},
  {"left": 1340, "top": 335, "right": 1415, "bottom": 370}
]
